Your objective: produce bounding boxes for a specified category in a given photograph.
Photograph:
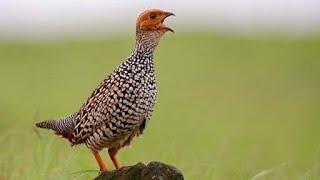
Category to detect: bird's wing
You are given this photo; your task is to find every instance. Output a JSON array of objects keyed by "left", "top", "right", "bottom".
[
  {"left": 72, "top": 74, "right": 138, "bottom": 144},
  {"left": 72, "top": 77, "right": 115, "bottom": 143}
]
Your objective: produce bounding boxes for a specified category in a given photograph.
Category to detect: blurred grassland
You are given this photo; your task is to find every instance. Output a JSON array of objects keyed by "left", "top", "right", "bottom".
[{"left": 0, "top": 33, "right": 320, "bottom": 179}]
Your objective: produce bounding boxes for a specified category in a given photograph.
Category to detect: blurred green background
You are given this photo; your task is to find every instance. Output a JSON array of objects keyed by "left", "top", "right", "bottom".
[{"left": 0, "top": 33, "right": 319, "bottom": 179}]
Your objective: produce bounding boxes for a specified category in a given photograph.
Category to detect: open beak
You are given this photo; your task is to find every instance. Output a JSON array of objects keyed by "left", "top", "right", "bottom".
[{"left": 161, "top": 12, "right": 175, "bottom": 33}]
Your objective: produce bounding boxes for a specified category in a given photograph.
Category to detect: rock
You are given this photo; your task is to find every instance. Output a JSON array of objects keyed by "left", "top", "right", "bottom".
[{"left": 94, "top": 161, "right": 184, "bottom": 180}]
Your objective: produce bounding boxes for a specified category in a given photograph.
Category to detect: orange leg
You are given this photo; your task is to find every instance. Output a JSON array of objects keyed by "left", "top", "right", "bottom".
[
  {"left": 92, "top": 151, "right": 108, "bottom": 172},
  {"left": 108, "top": 148, "right": 121, "bottom": 169}
]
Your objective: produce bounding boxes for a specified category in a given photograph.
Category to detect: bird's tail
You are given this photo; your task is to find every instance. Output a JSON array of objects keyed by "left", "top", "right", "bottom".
[
  {"left": 35, "top": 114, "right": 75, "bottom": 134},
  {"left": 36, "top": 119, "right": 56, "bottom": 130}
]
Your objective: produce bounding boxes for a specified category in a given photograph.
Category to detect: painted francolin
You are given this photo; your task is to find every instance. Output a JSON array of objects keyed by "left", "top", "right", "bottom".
[{"left": 35, "top": 9, "right": 174, "bottom": 171}]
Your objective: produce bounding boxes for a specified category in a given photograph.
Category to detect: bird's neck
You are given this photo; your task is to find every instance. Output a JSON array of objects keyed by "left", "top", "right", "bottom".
[
  {"left": 117, "top": 31, "right": 160, "bottom": 74},
  {"left": 116, "top": 42, "right": 154, "bottom": 76},
  {"left": 134, "top": 31, "right": 161, "bottom": 54},
  {"left": 127, "top": 47, "right": 154, "bottom": 69}
]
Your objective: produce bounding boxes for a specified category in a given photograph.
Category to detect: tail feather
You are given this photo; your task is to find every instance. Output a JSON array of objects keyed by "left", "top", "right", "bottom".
[
  {"left": 35, "top": 119, "right": 56, "bottom": 129},
  {"left": 35, "top": 114, "right": 75, "bottom": 134}
]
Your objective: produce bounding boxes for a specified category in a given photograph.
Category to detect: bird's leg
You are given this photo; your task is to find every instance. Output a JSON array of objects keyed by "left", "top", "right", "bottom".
[
  {"left": 108, "top": 148, "right": 121, "bottom": 169},
  {"left": 92, "top": 151, "right": 108, "bottom": 172}
]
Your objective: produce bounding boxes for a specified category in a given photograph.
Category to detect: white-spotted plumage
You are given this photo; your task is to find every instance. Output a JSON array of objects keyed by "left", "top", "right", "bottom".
[{"left": 35, "top": 9, "right": 174, "bottom": 171}]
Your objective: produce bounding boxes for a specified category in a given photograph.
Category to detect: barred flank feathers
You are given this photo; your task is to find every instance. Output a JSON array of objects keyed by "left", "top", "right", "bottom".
[{"left": 35, "top": 114, "right": 75, "bottom": 134}]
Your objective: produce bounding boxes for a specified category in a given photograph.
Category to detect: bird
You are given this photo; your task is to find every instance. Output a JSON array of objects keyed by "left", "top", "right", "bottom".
[{"left": 35, "top": 9, "right": 175, "bottom": 172}]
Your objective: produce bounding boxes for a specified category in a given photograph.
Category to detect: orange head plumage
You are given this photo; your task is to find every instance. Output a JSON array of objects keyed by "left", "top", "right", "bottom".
[{"left": 136, "top": 9, "right": 175, "bottom": 34}]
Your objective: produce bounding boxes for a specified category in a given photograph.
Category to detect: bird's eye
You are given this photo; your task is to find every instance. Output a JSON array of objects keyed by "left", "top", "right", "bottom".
[{"left": 150, "top": 14, "right": 157, "bottom": 19}]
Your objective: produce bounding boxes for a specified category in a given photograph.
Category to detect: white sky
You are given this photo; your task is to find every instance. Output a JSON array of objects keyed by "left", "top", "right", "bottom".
[{"left": 0, "top": 0, "right": 319, "bottom": 39}]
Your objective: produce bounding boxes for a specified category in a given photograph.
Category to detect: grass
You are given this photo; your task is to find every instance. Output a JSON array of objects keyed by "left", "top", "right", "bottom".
[{"left": 0, "top": 33, "right": 319, "bottom": 179}]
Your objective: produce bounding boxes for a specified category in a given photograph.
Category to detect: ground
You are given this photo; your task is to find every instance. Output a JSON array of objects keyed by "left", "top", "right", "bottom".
[{"left": 0, "top": 33, "right": 319, "bottom": 179}]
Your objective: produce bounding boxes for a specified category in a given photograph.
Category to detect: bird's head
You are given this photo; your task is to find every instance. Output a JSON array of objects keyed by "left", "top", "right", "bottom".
[
  {"left": 135, "top": 9, "right": 175, "bottom": 50},
  {"left": 136, "top": 9, "right": 175, "bottom": 34}
]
